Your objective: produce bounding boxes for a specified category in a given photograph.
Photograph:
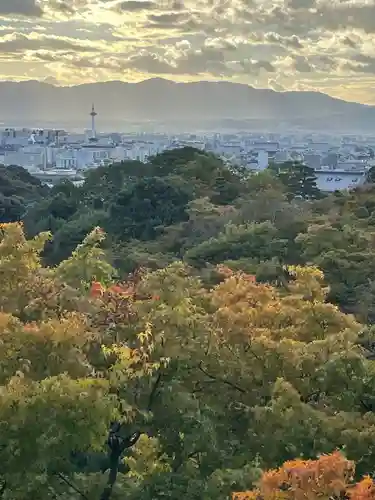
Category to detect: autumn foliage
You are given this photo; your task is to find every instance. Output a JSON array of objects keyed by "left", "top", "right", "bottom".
[
  {"left": 3, "top": 220, "right": 375, "bottom": 499},
  {"left": 233, "top": 452, "right": 375, "bottom": 500}
]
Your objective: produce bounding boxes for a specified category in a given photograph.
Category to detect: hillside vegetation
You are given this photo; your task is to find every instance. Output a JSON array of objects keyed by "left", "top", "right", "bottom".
[
  {"left": 0, "top": 164, "right": 48, "bottom": 223},
  {"left": 2, "top": 149, "right": 375, "bottom": 499},
  {"left": 23, "top": 148, "right": 375, "bottom": 322}
]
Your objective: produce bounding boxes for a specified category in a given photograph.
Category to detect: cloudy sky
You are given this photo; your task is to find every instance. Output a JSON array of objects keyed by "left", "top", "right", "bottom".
[{"left": 1, "top": 0, "right": 375, "bottom": 103}]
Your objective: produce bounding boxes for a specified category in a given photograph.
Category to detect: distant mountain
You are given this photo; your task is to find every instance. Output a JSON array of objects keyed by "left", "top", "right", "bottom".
[{"left": 1, "top": 78, "right": 374, "bottom": 132}]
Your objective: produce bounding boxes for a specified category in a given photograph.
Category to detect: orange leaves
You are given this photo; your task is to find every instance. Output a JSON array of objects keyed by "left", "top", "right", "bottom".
[
  {"left": 90, "top": 281, "right": 104, "bottom": 298},
  {"left": 216, "top": 264, "right": 256, "bottom": 283},
  {"left": 232, "top": 493, "right": 258, "bottom": 500},
  {"left": 90, "top": 281, "right": 135, "bottom": 298},
  {"left": 90, "top": 281, "right": 161, "bottom": 302},
  {"left": 233, "top": 452, "right": 375, "bottom": 500},
  {"left": 210, "top": 263, "right": 360, "bottom": 345},
  {"left": 261, "top": 451, "right": 354, "bottom": 499},
  {"left": 348, "top": 477, "right": 375, "bottom": 500}
]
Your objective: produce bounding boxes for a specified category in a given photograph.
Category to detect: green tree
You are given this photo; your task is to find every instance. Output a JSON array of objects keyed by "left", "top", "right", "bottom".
[
  {"left": 270, "top": 161, "right": 322, "bottom": 200},
  {"left": 2, "top": 224, "right": 375, "bottom": 498},
  {"left": 106, "top": 176, "right": 192, "bottom": 241},
  {"left": 184, "top": 221, "right": 290, "bottom": 267}
]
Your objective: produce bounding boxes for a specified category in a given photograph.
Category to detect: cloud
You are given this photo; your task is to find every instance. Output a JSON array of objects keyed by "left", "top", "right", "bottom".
[
  {"left": 0, "top": 0, "right": 373, "bottom": 103},
  {"left": 0, "top": 0, "right": 43, "bottom": 17},
  {"left": 145, "top": 12, "right": 189, "bottom": 30},
  {"left": 341, "top": 36, "right": 359, "bottom": 49},
  {"left": 343, "top": 54, "right": 375, "bottom": 75},
  {"left": 241, "top": 59, "right": 275, "bottom": 74},
  {"left": 122, "top": 45, "right": 229, "bottom": 75},
  {"left": 293, "top": 55, "right": 313, "bottom": 73},
  {"left": 0, "top": 32, "right": 101, "bottom": 53},
  {"left": 263, "top": 32, "right": 303, "bottom": 49},
  {"left": 286, "top": 0, "right": 316, "bottom": 9},
  {"left": 111, "top": 0, "right": 155, "bottom": 12}
]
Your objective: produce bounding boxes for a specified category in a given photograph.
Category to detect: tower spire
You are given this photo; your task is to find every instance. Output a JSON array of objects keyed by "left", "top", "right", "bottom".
[{"left": 90, "top": 103, "right": 97, "bottom": 139}]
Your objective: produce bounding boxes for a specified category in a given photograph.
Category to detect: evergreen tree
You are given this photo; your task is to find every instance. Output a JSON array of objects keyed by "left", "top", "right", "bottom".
[{"left": 270, "top": 161, "right": 322, "bottom": 200}]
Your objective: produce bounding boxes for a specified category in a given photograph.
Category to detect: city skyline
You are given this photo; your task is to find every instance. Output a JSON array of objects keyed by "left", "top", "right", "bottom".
[{"left": 0, "top": 0, "right": 375, "bottom": 105}]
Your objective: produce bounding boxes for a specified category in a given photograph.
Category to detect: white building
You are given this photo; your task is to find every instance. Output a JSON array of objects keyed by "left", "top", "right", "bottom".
[
  {"left": 76, "top": 144, "right": 114, "bottom": 169},
  {"left": 246, "top": 150, "right": 268, "bottom": 170},
  {"left": 3, "top": 146, "right": 47, "bottom": 170},
  {"left": 55, "top": 149, "right": 78, "bottom": 170},
  {"left": 314, "top": 166, "right": 368, "bottom": 192},
  {"left": 303, "top": 153, "right": 321, "bottom": 169}
]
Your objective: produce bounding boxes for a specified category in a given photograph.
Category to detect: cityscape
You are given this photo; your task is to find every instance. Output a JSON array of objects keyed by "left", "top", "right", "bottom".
[{"left": 1, "top": 102, "right": 375, "bottom": 192}]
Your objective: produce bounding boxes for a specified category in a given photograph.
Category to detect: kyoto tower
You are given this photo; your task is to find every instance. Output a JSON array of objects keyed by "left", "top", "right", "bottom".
[{"left": 90, "top": 103, "right": 97, "bottom": 139}]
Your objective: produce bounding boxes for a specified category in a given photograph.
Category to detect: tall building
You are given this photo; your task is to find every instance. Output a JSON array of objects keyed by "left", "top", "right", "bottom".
[{"left": 90, "top": 104, "right": 97, "bottom": 141}]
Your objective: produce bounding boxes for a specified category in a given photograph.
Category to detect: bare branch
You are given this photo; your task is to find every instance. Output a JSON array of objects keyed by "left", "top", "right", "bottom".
[
  {"left": 56, "top": 473, "right": 89, "bottom": 500},
  {"left": 198, "top": 362, "right": 246, "bottom": 393},
  {"left": 0, "top": 480, "right": 6, "bottom": 498},
  {"left": 147, "top": 371, "right": 163, "bottom": 411}
]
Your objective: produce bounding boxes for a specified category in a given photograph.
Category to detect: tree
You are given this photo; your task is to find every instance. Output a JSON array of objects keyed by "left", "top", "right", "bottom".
[
  {"left": 184, "top": 221, "right": 290, "bottom": 267},
  {"left": 270, "top": 161, "right": 322, "bottom": 201},
  {"left": 147, "top": 146, "right": 204, "bottom": 177},
  {"left": 3, "top": 223, "right": 375, "bottom": 498},
  {"left": 0, "top": 223, "right": 162, "bottom": 499},
  {"left": 7, "top": 147, "right": 375, "bottom": 497},
  {"left": 296, "top": 222, "right": 375, "bottom": 318},
  {"left": 232, "top": 452, "right": 375, "bottom": 500},
  {"left": 45, "top": 210, "right": 109, "bottom": 265},
  {"left": 0, "top": 165, "right": 48, "bottom": 224},
  {"left": 106, "top": 176, "right": 192, "bottom": 241},
  {"left": 0, "top": 194, "right": 25, "bottom": 222}
]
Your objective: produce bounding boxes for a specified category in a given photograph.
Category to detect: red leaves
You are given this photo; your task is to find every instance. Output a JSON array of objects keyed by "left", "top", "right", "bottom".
[
  {"left": 244, "top": 274, "right": 256, "bottom": 283},
  {"left": 90, "top": 281, "right": 104, "bottom": 298},
  {"left": 90, "top": 282, "right": 134, "bottom": 298}
]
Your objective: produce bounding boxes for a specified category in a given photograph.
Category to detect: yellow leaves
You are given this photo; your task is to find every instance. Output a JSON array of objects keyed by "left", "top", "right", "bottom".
[
  {"left": 232, "top": 493, "right": 260, "bottom": 500},
  {"left": 0, "top": 312, "right": 94, "bottom": 383},
  {"left": 287, "top": 265, "right": 324, "bottom": 283},
  {"left": 54, "top": 227, "right": 116, "bottom": 290},
  {"left": 211, "top": 265, "right": 360, "bottom": 345},
  {"left": 0, "top": 222, "right": 50, "bottom": 267},
  {"left": 285, "top": 265, "right": 327, "bottom": 303},
  {"left": 124, "top": 434, "right": 171, "bottom": 481},
  {"left": 0, "top": 223, "right": 52, "bottom": 313}
]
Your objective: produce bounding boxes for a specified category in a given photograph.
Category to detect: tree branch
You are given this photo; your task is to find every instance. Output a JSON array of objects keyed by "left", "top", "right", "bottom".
[
  {"left": 360, "top": 398, "right": 374, "bottom": 413},
  {"left": 56, "top": 473, "right": 89, "bottom": 500},
  {"left": 99, "top": 371, "right": 162, "bottom": 500},
  {"left": 198, "top": 362, "right": 246, "bottom": 393},
  {"left": 147, "top": 371, "right": 163, "bottom": 411},
  {"left": 0, "top": 480, "right": 6, "bottom": 498},
  {"left": 100, "top": 429, "right": 141, "bottom": 500}
]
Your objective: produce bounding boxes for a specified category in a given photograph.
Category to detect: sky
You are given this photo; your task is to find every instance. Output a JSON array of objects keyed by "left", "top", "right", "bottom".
[{"left": 0, "top": 0, "right": 375, "bottom": 104}]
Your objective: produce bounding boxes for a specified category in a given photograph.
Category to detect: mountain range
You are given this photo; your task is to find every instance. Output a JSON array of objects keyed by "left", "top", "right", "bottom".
[{"left": 1, "top": 78, "right": 374, "bottom": 133}]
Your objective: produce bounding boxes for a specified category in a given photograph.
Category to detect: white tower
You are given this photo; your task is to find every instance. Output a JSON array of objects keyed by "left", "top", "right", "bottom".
[{"left": 90, "top": 103, "right": 97, "bottom": 139}]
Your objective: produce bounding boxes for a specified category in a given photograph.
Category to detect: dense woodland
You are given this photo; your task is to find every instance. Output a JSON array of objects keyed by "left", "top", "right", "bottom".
[{"left": 2, "top": 148, "right": 375, "bottom": 498}]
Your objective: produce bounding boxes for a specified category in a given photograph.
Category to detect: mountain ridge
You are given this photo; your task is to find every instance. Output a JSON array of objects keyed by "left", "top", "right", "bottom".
[{"left": 0, "top": 78, "right": 373, "bottom": 132}]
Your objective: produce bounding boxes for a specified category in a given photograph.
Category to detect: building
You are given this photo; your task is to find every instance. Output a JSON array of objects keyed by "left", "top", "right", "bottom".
[{"left": 314, "top": 166, "right": 368, "bottom": 192}]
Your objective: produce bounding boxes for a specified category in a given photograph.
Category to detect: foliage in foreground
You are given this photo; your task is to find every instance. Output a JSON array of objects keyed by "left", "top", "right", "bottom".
[
  {"left": 233, "top": 452, "right": 375, "bottom": 500},
  {"left": 2, "top": 221, "right": 375, "bottom": 498}
]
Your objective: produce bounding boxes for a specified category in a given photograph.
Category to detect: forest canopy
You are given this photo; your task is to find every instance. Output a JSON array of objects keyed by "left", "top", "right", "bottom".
[{"left": 2, "top": 149, "right": 375, "bottom": 499}]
